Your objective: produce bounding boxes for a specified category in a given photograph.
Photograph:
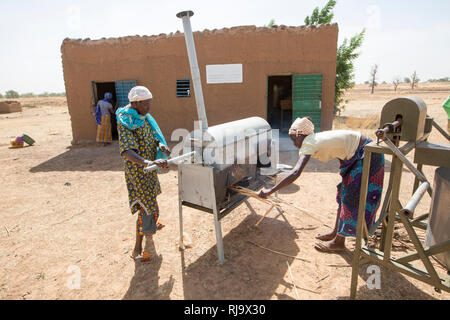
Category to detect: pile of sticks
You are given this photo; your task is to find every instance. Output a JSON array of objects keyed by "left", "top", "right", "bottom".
[{"left": 229, "top": 185, "right": 325, "bottom": 226}]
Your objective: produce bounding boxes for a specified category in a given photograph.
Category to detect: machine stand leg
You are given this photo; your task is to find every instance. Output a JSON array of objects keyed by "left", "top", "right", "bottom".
[
  {"left": 350, "top": 149, "right": 371, "bottom": 299},
  {"left": 178, "top": 170, "right": 185, "bottom": 250},
  {"left": 213, "top": 208, "right": 225, "bottom": 264}
]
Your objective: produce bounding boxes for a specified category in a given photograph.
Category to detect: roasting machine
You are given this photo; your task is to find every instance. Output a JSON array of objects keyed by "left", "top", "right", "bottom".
[
  {"left": 175, "top": 11, "right": 280, "bottom": 264},
  {"left": 350, "top": 96, "right": 450, "bottom": 298}
]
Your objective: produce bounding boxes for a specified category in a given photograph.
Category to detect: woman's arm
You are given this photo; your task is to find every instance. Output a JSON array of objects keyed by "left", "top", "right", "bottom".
[
  {"left": 122, "top": 149, "right": 168, "bottom": 169},
  {"left": 258, "top": 154, "right": 311, "bottom": 198}
]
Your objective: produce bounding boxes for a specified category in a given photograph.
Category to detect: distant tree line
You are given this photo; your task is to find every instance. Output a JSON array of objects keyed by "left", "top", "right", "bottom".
[
  {"left": 0, "top": 90, "right": 66, "bottom": 99},
  {"left": 427, "top": 77, "right": 450, "bottom": 82}
]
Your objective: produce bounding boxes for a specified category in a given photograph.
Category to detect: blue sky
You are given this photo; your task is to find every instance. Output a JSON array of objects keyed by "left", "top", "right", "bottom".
[{"left": 0, "top": 0, "right": 449, "bottom": 93}]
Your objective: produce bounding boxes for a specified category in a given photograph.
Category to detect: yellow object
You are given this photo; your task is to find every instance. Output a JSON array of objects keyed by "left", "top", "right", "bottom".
[{"left": 10, "top": 140, "right": 24, "bottom": 148}]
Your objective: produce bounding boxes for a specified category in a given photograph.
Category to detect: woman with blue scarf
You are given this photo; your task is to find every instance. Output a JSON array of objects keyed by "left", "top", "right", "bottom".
[
  {"left": 95, "top": 92, "right": 114, "bottom": 145},
  {"left": 116, "top": 86, "right": 170, "bottom": 264}
]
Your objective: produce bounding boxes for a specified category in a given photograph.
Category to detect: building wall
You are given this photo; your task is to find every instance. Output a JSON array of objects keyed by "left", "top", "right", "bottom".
[{"left": 61, "top": 24, "right": 338, "bottom": 144}]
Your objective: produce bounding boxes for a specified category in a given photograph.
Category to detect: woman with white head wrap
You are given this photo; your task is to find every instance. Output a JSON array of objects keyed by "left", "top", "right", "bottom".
[
  {"left": 259, "top": 117, "right": 385, "bottom": 253},
  {"left": 115, "top": 85, "right": 171, "bottom": 264}
]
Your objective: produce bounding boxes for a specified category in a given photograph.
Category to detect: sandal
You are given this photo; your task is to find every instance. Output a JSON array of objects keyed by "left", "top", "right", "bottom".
[
  {"left": 130, "top": 251, "right": 151, "bottom": 264},
  {"left": 314, "top": 242, "right": 345, "bottom": 253}
]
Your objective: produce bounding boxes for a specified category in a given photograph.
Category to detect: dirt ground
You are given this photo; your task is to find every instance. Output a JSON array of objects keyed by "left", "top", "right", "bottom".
[{"left": 0, "top": 84, "right": 449, "bottom": 300}]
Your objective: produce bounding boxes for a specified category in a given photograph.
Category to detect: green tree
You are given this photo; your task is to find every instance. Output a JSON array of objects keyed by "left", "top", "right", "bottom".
[
  {"left": 305, "top": 0, "right": 365, "bottom": 115},
  {"left": 304, "top": 0, "right": 336, "bottom": 26},
  {"left": 265, "top": 19, "right": 276, "bottom": 27},
  {"left": 0, "top": 92, "right": 3, "bottom": 98},
  {"left": 5, "top": 90, "right": 19, "bottom": 99},
  {"left": 334, "top": 30, "right": 365, "bottom": 114}
]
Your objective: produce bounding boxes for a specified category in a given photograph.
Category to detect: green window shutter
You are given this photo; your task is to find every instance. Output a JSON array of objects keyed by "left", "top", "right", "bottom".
[{"left": 293, "top": 74, "right": 323, "bottom": 132}]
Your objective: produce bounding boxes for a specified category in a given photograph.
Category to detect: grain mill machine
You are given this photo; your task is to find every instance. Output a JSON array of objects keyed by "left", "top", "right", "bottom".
[
  {"left": 175, "top": 11, "right": 277, "bottom": 264},
  {"left": 350, "top": 96, "right": 450, "bottom": 298}
]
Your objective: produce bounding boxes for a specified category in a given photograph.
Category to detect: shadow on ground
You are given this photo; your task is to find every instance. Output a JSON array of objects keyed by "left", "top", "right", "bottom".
[
  {"left": 123, "top": 236, "right": 175, "bottom": 300},
  {"left": 336, "top": 251, "right": 438, "bottom": 300},
  {"left": 30, "top": 143, "right": 124, "bottom": 172},
  {"left": 179, "top": 215, "right": 300, "bottom": 299},
  {"left": 29, "top": 143, "right": 177, "bottom": 174}
]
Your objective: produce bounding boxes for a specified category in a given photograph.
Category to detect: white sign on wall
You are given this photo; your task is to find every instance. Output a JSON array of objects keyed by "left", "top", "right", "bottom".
[{"left": 206, "top": 64, "right": 243, "bottom": 84}]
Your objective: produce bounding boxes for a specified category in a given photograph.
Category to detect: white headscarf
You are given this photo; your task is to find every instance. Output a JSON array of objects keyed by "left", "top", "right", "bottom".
[
  {"left": 128, "top": 86, "right": 153, "bottom": 102},
  {"left": 289, "top": 117, "right": 315, "bottom": 136}
]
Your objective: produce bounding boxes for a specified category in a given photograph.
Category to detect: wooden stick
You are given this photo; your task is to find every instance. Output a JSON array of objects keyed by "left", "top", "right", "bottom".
[
  {"left": 247, "top": 240, "right": 311, "bottom": 263},
  {"left": 290, "top": 283, "right": 321, "bottom": 294},
  {"left": 254, "top": 204, "right": 275, "bottom": 227},
  {"left": 272, "top": 197, "right": 326, "bottom": 224},
  {"left": 326, "top": 264, "right": 351, "bottom": 268},
  {"left": 316, "top": 274, "right": 329, "bottom": 283},
  {"left": 286, "top": 261, "right": 299, "bottom": 299},
  {"left": 231, "top": 185, "right": 326, "bottom": 224}
]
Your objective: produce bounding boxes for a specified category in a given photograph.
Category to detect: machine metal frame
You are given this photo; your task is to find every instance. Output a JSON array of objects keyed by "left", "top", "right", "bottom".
[{"left": 350, "top": 108, "right": 450, "bottom": 299}]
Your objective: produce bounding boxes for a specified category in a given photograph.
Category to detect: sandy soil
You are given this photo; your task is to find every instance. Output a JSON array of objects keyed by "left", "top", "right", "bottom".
[{"left": 0, "top": 84, "right": 449, "bottom": 300}]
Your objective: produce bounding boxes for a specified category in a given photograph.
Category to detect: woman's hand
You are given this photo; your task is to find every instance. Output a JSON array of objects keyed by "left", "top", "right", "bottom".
[
  {"left": 159, "top": 143, "right": 171, "bottom": 157},
  {"left": 258, "top": 188, "right": 272, "bottom": 199},
  {"left": 145, "top": 159, "right": 168, "bottom": 169},
  {"left": 153, "top": 159, "right": 168, "bottom": 169}
]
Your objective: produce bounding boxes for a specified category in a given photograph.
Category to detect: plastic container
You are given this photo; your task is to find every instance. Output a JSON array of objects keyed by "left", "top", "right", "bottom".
[{"left": 21, "top": 134, "right": 35, "bottom": 145}]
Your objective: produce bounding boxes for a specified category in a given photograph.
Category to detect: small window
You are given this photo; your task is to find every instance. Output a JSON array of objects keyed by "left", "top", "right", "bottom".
[{"left": 176, "top": 78, "right": 191, "bottom": 97}]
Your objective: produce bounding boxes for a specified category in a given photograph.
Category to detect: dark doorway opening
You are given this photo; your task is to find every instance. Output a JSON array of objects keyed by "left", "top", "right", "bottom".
[
  {"left": 93, "top": 82, "right": 118, "bottom": 140},
  {"left": 267, "top": 76, "right": 292, "bottom": 133}
]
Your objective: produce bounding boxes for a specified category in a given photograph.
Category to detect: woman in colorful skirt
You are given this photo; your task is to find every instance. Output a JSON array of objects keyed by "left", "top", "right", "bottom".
[
  {"left": 95, "top": 92, "right": 114, "bottom": 145},
  {"left": 258, "top": 117, "right": 385, "bottom": 252},
  {"left": 116, "top": 86, "right": 170, "bottom": 264}
]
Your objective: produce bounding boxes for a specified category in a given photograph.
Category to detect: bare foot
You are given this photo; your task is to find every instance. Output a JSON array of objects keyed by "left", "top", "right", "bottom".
[
  {"left": 131, "top": 249, "right": 141, "bottom": 259},
  {"left": 315, "top": 231, "right": 337, "bottom": 241},
  {"left": 314, "top": 237, "right": 346, "bottom": 253}
]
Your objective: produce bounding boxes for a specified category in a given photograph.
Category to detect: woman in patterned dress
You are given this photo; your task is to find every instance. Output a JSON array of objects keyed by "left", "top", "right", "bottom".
[
  {"left": 95, "top": 92, "right": 114, "bottom": 146},
  {"left": 258, "top": 117, "right": 385, "bottom": 253},
  {"left": 116, "top": 86, "right": 170, "bottom": 263}
]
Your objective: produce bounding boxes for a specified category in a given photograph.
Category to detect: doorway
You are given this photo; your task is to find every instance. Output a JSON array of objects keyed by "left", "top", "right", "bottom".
[
  {"left": 267, "top": 76, "right": 292, "bottom": 133},
  {"left": 92, "top": 82, "right": 118, "bottom": 140}
]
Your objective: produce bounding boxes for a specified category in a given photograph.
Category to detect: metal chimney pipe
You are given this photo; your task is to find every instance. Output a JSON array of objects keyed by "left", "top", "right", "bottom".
[{"left": 176, "top": 10, "right": 208, "bottom": 131}]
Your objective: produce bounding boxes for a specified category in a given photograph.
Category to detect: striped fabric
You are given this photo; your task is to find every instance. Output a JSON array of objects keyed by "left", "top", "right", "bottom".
[{"left": 96, "top": 114, "right": 112, "bottom": 143}]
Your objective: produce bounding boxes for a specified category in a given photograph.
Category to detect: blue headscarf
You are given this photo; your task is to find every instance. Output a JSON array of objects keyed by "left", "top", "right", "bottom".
[{"left": 116, "top": 105, "right": 168, "bottom": 160}]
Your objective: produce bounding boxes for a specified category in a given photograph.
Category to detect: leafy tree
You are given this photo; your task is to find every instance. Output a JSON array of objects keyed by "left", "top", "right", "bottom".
[
  {"left": 5, "top": 90, "right": 19, "bottom": 99},
  {"left": 404, "top": 77, "right": 411, "bottom": 84},
  {"left": 305, "top": 0, "right": 364, "bottom": 115},
  {"left": 265, "top": 19, "right": 276, "bottom": 27},
  {"left": 304, "top": 0, "right": 336, "bottom": 26},
  {"left": 334, "top": 30, "right": 365, "bottom": 114},
  {"left": 0, "top": 92, "right": 3, "bottom": 98}
]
